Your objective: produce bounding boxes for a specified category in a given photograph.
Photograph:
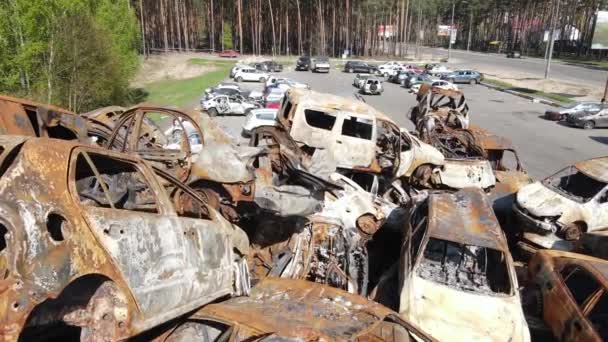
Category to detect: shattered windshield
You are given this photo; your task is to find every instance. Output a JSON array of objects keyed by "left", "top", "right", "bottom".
[
  {"left": 417, "top": 238, "right": 513, "bottom": 296},
  {"left": 542, "top": 166, "right": 607, "bottom": 203}
]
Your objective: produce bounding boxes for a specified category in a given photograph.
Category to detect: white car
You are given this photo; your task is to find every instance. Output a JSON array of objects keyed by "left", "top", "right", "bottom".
[
  {"left": 229, "top": 64, "right": 250, "bottom": 78},
  {"left": 410, "top": 80, "right": 456, "bottom": 94},
  {"left": 427, "top": 65, "right": 453, "bottom": 77},
  {"left": 352, "top": 73, "right": 372, "bottom": 88},
  {"left": 360, "top": 77, "right": 383, "bottom": 95},
  {"left": 233, "top": 67, "right": 269, "bottom": 82},
  {"left": 265, "top": 76, "right": 309, "bottom": 89},
  {"left": 242, "top": 108, "right": 278, "bottom": 136},
  {"left": 311, "top": 57, "right": 331, "bottom": 73},
  {"left": 201, "top": 94, "right": 260, "bottom": 117},
  {"left": 514, "top": 156, "right": 608, "bottom": 250}
]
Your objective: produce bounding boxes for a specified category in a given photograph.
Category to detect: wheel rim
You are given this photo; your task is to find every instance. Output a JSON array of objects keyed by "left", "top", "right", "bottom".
[{"left": 584, "top": 121, "right": 594, "bottom": 129}]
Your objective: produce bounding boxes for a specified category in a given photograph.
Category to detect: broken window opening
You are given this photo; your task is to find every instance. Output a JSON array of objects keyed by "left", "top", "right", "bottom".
[
  {"left": 108, "top": 116, "right": 135, "bottom": 152},
  {"left": 417, "top": 238, "right": 512, "bottom": 295},
  {"left": 46, "top": 125, "right": 78, "bottom": 140},
  {"left": 25, "top": 109, "right": 41, "bottom": 137},
  {"left": 304, "top": 109, "right": 336, "bottom": 131},
  {"left": 74, "top": 152, "right": 158, "bottom": 213},
  {"left": 560, "top": 265, "right": 600, "bottom": 307},
  {"left": 543, "top": 166, "right": 606, "bottom": 203},
  {"left": 341, "top": 116, "right": 373, "bottom": 140}
]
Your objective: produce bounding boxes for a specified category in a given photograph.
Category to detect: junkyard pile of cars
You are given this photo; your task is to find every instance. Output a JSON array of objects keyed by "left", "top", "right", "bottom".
[{"left": 0, "top": 57, "right": 606, "bottom": 342}]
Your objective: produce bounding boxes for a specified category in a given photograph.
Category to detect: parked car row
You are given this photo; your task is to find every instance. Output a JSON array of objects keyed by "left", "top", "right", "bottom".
[{"left": 545, "top": 101, "right": 608, "bottom": 129}]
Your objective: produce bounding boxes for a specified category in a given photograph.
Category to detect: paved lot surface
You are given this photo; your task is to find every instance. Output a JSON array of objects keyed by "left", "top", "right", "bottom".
[
  {"left": 214, "top": 68, "right": 607, "bottom": 180},
  {"left": 422, "top": 47, "right": 607, "bottom": 88}
]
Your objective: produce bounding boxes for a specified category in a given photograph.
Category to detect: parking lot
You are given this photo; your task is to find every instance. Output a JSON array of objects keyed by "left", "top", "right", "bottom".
[{"left": 214, "top": 67, "right": 607, "bottom": 180}]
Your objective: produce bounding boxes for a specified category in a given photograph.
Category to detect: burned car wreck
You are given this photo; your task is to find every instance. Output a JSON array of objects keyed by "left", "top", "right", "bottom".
[
  {"left": 514, "top": 157, "right": 608, "bottom": 254},
  {"left": 0, "top": 136, "right": 250, "bottom": 341},
  {"left": 390, "top": 188, "right": 530, "bottom": 342}
]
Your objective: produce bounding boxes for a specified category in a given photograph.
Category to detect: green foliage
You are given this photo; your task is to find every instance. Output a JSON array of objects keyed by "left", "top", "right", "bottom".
[
  {"left": 0, "top": 0, "right": 140, "bottom": 112},
  {"left": 222, "top": 24, "right": 234, "bottom": 50}
]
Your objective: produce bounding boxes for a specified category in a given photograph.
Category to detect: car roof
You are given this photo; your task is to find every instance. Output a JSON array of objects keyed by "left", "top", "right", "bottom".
[
  {"left": 287, "top": 88, "right": 395, "bottom": 124},
  {"left": 574, "top": 156, "right": 608, "bottom": 183},
  {"left": 427, "top": 188, "right": 508, "bottom": 252}
]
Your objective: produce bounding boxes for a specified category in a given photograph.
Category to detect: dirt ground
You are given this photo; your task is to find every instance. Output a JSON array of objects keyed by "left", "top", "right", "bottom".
[{"left": 130, "top": 53, "right": 217, "bottom": 88}]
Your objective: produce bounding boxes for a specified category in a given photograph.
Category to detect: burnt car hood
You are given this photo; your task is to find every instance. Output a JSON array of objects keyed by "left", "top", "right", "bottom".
[
  {"left": 190, "top": 144, "right": 257, "bottom": 184},
  {"left": 516, "top": 182, "right": 578, "bottom": 217},
  {"left": 193, "top": 278, "right": 434, "bottom": 341},
  {"left": 408, "top": 278, "right": 529, "bottom": 342}
]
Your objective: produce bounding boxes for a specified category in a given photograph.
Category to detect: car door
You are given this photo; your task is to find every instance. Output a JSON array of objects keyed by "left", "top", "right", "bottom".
[
  {"left": 332, "top": 112, "right": 376, "bottom": 168},
  {"left": 228, "top": 96, "right": 245, "bottom": 114},
  {"left": 595, "top": 107, "right": 608, "bottom": 127},
  {"left": 69, "top": 149, "right": 233, "bottom": 321},
  {"left": 289, "top": 106, "right": 339, "bottom": 150},
  {"left": 551, "top": 263, "right": 604, "bottom": 341}
]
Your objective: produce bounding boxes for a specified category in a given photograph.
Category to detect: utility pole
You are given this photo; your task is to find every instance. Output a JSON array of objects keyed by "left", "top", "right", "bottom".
[
  {"left": 416, "top": 0, "right": 421, "bottom": 59},
  {"left": 448, "top": 0, "right": 455, "bottom": 61},
  {"left": 467, "top": 5, "right": 472, "bottom": 51},
  {"left": 544, "top": 0, "right": 560, "bottom": 79}
]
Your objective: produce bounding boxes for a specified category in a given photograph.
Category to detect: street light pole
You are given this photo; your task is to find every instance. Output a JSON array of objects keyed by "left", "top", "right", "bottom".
[
  {"left": 448, "top": 0, "right": 455, "bottom": 61},
  {"left": 467, "top": 5, "right": 472, "bottom": 51},
  {"left": 544, "top": 0, "right": 560, "bottom": 79}
]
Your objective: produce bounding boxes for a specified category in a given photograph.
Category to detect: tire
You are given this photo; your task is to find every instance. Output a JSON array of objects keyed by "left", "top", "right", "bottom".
[
  {"left": 383, "top": 72, "right": 389, "bottom": 77},
  {"left": 449, "top": 78, "right": 455, "bottom": 84},
  {"left": 236, "top": 76, "right": 243, "bottom": 82},
  {"left": 583, "top": 121, "right": 595, "bottom": 130},
  {"left": 208, "top": 108, "right": 218, "bottom": 117},
  {"left": 259, "top": 77, "right": 266, "bottom": 83},
  {"left": 349, "top": 68, "right": 354, "bottom": 73},
  {"left": 469, "top": 79, "right": 476, "bottom": 85}
]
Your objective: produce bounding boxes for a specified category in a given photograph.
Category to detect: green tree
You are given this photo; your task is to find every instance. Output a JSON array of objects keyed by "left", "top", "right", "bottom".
[{"left": 0, "top": 0, "right": 140, "bottom": 112}]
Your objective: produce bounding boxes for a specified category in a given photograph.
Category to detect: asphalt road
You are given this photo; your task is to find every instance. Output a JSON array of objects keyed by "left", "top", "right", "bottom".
[
  {"left": 422, "top": 47, "right": 607, "bottom": 89},
  {"left": 214, "top": 68, "right": 607, "bottom": 180}
]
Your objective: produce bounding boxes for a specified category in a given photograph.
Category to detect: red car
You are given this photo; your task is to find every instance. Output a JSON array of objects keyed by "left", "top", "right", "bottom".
[{"left": 218, "top": 49, "right": 238, "bottom": 58}]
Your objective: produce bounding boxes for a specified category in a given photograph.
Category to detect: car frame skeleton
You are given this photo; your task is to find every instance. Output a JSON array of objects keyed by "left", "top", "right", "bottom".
[{"left": 0, "top": 136, "right": 250, "bottom": 341}]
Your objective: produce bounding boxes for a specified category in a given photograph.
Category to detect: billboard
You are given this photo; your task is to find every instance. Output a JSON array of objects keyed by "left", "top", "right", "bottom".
[
  {"left": 592, "top": 11, "right": 608, "bottom": 49},
  {"left": 438, "top": 25, "right": 450, "bottom": 37}
]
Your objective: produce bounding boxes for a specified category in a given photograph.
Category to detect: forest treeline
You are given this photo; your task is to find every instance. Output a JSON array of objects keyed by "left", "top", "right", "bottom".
[
  {"left": 137, "top": 0, "right": 608, "bottom": 58},
  {"left": 0, "top": 0, "right": 140, "bottom": 112},
  {"left": 1, "top": 0, "right": 607, "bottom": 112}
]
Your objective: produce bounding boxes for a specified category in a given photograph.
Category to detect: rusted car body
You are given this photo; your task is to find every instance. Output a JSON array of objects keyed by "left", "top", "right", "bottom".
[
  {"left": 524, "top": 250, "right": 607, "bottom": 341},
  {"left": 575, "top": 231, "right": 608, "bottom": 260},
  {"left": 87, "top": 105, "right": 257, "bottom": 222},
  {"left": 0, "top": 136, "right": 249, "bottom": 341},
  {"left": 396, "top": 188, "right": 530, "bottom": 342},
  {"left": 248, "top": 171, "right": 396, "bottom": 295},
  {"left": 514, "top": 157, "right": 608, "bottom": 254},
  {"left": 410, "top": 84, "right": 470, "bottom": 132},
  {"left": 468, "top": 127, "right": 533, "bottom": 229},
  {"left": 0, "top": 94, "right": 87, "bottom": 141},
  {"left": 155, "top": 278, "right": 435, "bottom": 341}
]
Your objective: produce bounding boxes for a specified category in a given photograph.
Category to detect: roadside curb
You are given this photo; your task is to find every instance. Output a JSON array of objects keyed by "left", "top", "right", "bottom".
[{"left": 480, "top": 81, "right": 563, "bottom": 108}]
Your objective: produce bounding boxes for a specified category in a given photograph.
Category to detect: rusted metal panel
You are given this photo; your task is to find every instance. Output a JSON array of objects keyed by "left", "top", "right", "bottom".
[
  {"left": 428, "top": 188, "right": 508, "bottom": 252},
  {"left": 0, "top": 95, "right": 87, "bottom": 141},
  {"left": 575, "top": 157, "right": 608, "bottom": 183},
  {"left": 527, "top": 250, "right": 607, "bottom": 341},
  {"left": 191, "top": 278, "right": 435, "bottom": 342}
]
